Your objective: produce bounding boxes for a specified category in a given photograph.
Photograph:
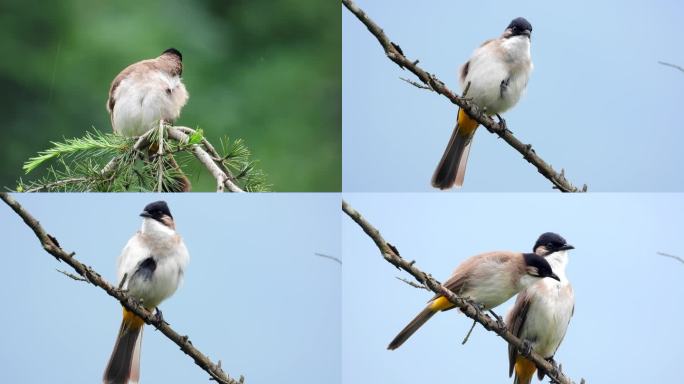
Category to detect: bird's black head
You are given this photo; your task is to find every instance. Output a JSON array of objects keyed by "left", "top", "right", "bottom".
[
  {"left": 523, "top": 253, "right": 560, "bottom": 281},
  {"left": 140, "top": 200, "right": 173, "bottom": 222},
  {"left": 505, "top": 17, "right": 532, "bottom": 38},
  {"left": 162, "top": 48, "right": 183, "bottom": 61},
  {"left": 533, "top": 232, "right": 574, "bottom": 256}
]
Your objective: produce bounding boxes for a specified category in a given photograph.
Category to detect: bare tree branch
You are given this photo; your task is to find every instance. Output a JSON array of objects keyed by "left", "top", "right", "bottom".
[
  {"left": 657, "top": 252, "right": 684, "bottom": 264},
  {"left": 1, "top": 193, "right": 245, "bottom": 384},
  {"left": 342, "top": 199, "right": 583, "bottom": 384},
  {"left": 658, "top": 61, "right": 684, "bottom": 73},
  {"left": 342, "top": 0, "right": 586, "bottom": 192},
  {"left": 166, "top": 127, "right": 243, "bottom": 192}
]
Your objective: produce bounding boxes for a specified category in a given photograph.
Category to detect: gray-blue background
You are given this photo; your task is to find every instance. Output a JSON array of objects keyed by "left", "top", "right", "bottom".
[
  {"left": 342, "top": 193, "right": 683, "bottom": 383},
  {"left": 1, "top": 193, "right": 340, "bottom": 384},
  {"left": 343, "top": 0, "right": 684, "bottom": 191}
]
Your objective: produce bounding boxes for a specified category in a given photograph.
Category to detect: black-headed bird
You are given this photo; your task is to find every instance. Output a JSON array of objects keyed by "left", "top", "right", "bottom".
[
  {"left": 388, "top": 235, "right": 558, "bottom": 350},
  {"left": 432, "top": 17, "right": 533, "bottom": 189},
  {"left": 506, "top": 232, "right": 574, "bottom": 384},
  {"left": 103, "top": 201, "right": 189, "bottom": 384}
]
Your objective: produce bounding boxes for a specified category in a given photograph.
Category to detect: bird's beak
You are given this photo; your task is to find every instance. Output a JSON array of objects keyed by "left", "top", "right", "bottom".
[
  {"left": 140, "top": 211, "right": 152, "bottom": 218},
  {"left": 522, "top": 30, "right": 531, "bottom": 37},
  {"left": 558, "top": 244, "right": 574, "bottom": 251},
  {"left": 549, "top": 273, "right": 561, "bottom": 281}
]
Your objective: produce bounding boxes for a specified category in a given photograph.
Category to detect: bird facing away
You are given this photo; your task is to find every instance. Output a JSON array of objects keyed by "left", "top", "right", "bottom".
[
  {"left": 506, "top": 233, "right": 575, "bottom": 384},
  {"left": 103, "top": 201, "right": 190, "bottom": 384},
  {"left": 432, "top": 17, "right": 533, "bottom": 189},
  {"left": 107, "top": 48, "right": 189, "bottom": 137},
  {"left": 387, "top": 235, "right": 559, "bottom": 350}
]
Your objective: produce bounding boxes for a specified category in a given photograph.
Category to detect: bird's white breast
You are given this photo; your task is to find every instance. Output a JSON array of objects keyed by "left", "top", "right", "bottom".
[
  {"left": 519, "top": 251, "right": 573, "bottom": 357},
  {"left": 112, "top": 71, "right": 188, "bottom": 137},
  {"left": 117, "top": 220, "right": 189, "bottom": 309},
  {"left": 460, "top": 36, "right": 532, "bottom": 114}
]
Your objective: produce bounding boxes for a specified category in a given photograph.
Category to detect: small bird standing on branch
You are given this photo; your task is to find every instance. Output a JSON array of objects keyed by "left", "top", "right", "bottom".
[
  {"left": 432, "top": 17, "right": 533, "bottom": 189},
  {"left": 506, "top": 233, "right": 575, "bottom": 384},
  {"left": 103, "top": 201, "right": 190, "bottom": 384},
  {"left": 387, "top": 235, "right": 559, "bottom": 350},
  {"left": 107, "top": 48, "right": 189, "bottom": 136},
  {"left": 107, "top": 48, "right": 191, "bottom": 191}
]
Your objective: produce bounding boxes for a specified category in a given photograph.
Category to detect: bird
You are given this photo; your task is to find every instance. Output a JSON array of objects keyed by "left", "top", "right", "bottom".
[
  {"left": 103, "top": 201, "right": 190, "bottom": 384},
  {"left": 387, "top": 236, "right": 559, "bottom": 350},
  {"left": 506, "top": 232, "right": 574, "bottom": 384},
  {"left": 107, "top": 48, "right": 189, "bottom": 137},
  {"left": 106, "top": 48, "right": 191, "bottom": 191},
  {"left": 432, "top": 17, "right": 533, "bottom": 190}
]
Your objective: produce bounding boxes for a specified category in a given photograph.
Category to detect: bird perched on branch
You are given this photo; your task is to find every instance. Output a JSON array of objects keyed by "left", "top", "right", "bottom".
[
  {"left": 107, "top": 48, "right": 191, "bottom": 191},
  {"left": 103, "top": 201, "right": 189, "bottom": 384},
  {"left": 107, "top": 48, "right": 189, "bottom": 136},
  {"left": 506, "top": 233, "right": 574, "bottom": 384},
  {"left": 432, "top": 17, "right": 533, "bottom": 189},
  {"left": 387, "top": 235, "right": 559, "bottom": 350}
]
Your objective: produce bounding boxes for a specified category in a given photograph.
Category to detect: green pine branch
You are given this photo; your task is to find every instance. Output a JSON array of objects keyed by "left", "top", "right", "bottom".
[{"left": 17, "top": 126, "right": 268, "bottom": 192}]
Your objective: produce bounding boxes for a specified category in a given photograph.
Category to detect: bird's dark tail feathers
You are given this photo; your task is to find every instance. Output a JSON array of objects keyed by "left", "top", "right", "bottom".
[
  {"left": 431, "top": 108, "right": 479, "bottom": 190},
  {"left": 103, "top": 308, "right": 144, "bottom": 384},
  {"left": 387, "top": 306, "right": 437, "bottom": 350}
]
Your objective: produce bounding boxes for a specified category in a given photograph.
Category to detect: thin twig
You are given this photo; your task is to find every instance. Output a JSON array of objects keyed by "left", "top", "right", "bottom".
[
  {"left": 395, "top": 276, "right": 429, "bottom": 290},
  {"left": 175, "top": 126, "right": 239, "bottom": 183},
  {"left": 341, "top": 199, "right": 583, "bottom": 384},
  {"left": 658, "top": 61, "right": 684, "bottom": 73},
  {"left": 400, "top": 77, "right": 431, "bottom": 90},
  {"left": 0, "top": 193, "right": 244, "bottom": 384},
  {"left": 24, "top": 177, "right": 89, "bottom": 192},
  {"left": 461, "top": 320, "right": 477, "bottom": 345},
  {"left": 314, "top": 252, "right": 343, "bottom": 265},
  {"left": 342, "top": 0, "right": 586, "bottom": 192},
  {"left": 657, "top": 252, "right": 684, "bottom": 264},
  {"left": 56, "top": 268, "right": 88, "bottom": 282},
  {"left": 157, "top": 120, "right": 164, "bottom": 192},
  {"left": 100, "top": 128, "right": 155, "bottom": 178},
  {"left": 167, "top": 128, "right": 244, "bottom": 193}
]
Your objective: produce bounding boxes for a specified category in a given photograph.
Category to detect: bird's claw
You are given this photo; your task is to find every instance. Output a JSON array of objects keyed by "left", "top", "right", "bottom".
[
  {"left": 488, "top": 309, "right": 506, "bottom": 330},
  {"left": 154, "top": 307, "right": 165, "bottom": 323},
  {"left": 495, "top": 113, "right": 510, "bottom": 133}
]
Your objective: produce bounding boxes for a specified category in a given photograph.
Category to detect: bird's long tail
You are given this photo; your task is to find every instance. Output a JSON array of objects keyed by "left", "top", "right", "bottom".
[
  {"left": 431, "top": 108, "right": 479, "bottom": 189},
  {"left": 513, "top": 356, "right": 536, "bottom": 384},
  {"left": 387, "top": 296, "right": 454, "bottom": 350},
  {"left": 103, "top": 307, "right": 144, "bottom": 384}
]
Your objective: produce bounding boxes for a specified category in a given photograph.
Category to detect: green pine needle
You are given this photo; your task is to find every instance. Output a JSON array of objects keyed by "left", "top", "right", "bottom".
[{"left": 23, "top": 131, "right": 128, "bottom": 174}]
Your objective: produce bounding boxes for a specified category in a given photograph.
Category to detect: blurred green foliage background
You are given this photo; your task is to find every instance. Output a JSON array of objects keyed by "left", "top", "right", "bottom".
[{"left": 0, "top": 0, "right": 341, "bottom": 191}]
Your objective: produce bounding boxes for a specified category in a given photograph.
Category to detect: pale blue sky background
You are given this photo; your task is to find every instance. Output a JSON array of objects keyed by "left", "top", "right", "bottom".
[
  {"left": 342, "top": 193, "right": 684, "bottom": 383},
  {"left": 1, "top": 193, "right": 340, "bottom": 384},
  {"left": 343, "top": 0, "right": 684, "bottom": 191}
]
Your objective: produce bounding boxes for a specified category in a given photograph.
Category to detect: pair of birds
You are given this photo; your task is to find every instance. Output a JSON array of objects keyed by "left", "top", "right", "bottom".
[{"left": 388, "top": 231, "right": 574, "bottom": 384}]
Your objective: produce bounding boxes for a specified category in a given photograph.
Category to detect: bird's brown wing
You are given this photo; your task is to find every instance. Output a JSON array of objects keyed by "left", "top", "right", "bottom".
[
  {"left": 507, "top": 290, "right": 532, "bottom": 376},
  {"left": 106, "top": 59, "right": 160, "bottom": 114}
]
